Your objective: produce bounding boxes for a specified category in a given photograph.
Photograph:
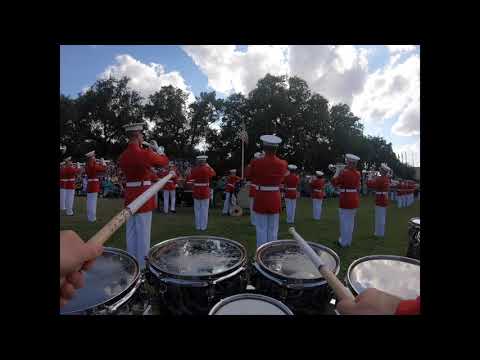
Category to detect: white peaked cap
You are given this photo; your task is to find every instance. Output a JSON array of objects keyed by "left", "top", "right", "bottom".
[
  {"left": 196, "top": 155, "right": 208, "bottom": 160},
  {"left": 230, "top": 169, "right": 237, "bottom": 173},
  {"left": 345, "top": 153, "right": 360, "bottom": 161},
  {"left": 316, "top": 171, "right": 324, "bottom": 176},
  {"left": 63, "top": 156, "right": 71, "bottom": 162},
  {"left": 254, "top": 152, "right": 263, "bottom": 159},
  {"left": 85, "top": 151, "right": 95, "bottom": 158},
  {"left": 123, "top": 122, "right": 144, "bottom": 132},
  {"left": 260, "top": 134, "right": 282, "bottom": 146},
  {"left": 288, "top": 164, "right": 297, "bottom": 170},
  {"left": 380, "top": 163, "right": 391, "bottom": 171}
]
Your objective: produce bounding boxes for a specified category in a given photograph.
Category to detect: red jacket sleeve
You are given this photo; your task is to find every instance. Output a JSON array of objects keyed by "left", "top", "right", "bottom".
[
  {"left": 144, "top": 148, "right": 169, "bottom": 168},
  {"left": 395, "top": 297, "right": 420, "bottom": 315}
]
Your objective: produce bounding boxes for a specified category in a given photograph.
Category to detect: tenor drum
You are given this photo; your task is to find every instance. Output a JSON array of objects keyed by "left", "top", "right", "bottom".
[
  {"left": 346, "top": 255, "right": 420, "bottom": 299},
  {"left": 146, "top": 236, "right": 248, "bottom": 315},
  {"left": 251, "top": 240, "right": 340, "bottom": 315},
  {"left": 60, "top": 247, "right": 144, "bottom": 315},
  {"left": 209, "top": 293, "right": 293, "bottom": 315},
  {"left": 407, "top": 217, "right": 420, "bottom": 260}
]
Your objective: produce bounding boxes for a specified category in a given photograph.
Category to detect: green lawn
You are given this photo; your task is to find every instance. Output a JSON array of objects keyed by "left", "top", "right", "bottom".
[{"left": 60, "top": 194, "right": 420, "bottom": 280}]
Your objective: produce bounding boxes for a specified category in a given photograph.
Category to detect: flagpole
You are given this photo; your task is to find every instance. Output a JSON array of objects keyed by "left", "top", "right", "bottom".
[{"left": 241, "top": 139, "right": 244, "bottom": 179}]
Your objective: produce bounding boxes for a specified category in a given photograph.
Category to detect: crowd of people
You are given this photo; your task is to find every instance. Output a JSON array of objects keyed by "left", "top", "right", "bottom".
[{"left": 60, "top": 124, "right": 420, "bottom": 315}]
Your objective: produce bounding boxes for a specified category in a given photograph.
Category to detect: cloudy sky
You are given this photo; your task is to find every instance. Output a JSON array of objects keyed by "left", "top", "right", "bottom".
[{"left": 60, "top": 45, "right": 420, "bottom": 166}]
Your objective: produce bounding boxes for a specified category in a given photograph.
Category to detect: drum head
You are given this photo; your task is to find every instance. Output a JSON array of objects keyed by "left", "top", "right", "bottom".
[
  {"left": 256, "top": 240, "right": 339, "bottom": 282},
  {"left": 347, "top": 255, "right": 420, "bottom": 299},
  {"left": 209, "top": 294, "right": 293, "bottom": 315},
  {"left": 409, "top": 217, "right": 420, "bottom": 227},
  {"left": 148, "top": 236, "right": 246, "bottom": 279},
  {"left": 60, "top": 248, "right": 140, "bottom": 314}
]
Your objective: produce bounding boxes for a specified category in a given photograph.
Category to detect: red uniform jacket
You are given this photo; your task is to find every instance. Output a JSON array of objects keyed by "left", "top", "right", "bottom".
[
  {"left": 85, "top": 159, "right": 107, "bottom": 193},
  {"left": 190, "top": 164, "right": 216, "bottom": 200},
  {"left": 60, "top": 166, "right": 66, "bottom": 189},
  {"left": 395, "top": 297, "right": 420, "bottom": 315},
  {"left": 118, "top": 144, "right": 169, "bottom": 213},
  {"left": 250, "top": 154, "right": 288, "bottom": 214},
  {"left": 367, "top": 175, "right": 390, "bottom": 207},
  {"left": 283, "top": 174, "right": 300, "bottom": 199},
  {"left": 63, "top": 166, "right": 80, "bottom": 190},
  {"left": 245, "top": 164, "right": 257, "bottom": 198},
  {"left": 310, "top": 178, "right": 325, "bottom": 199},
  {"left": 331, "top": 168, "right": 361, "bottom": 209},
  {"left": 184, "top": 174, "right": 194, "bottom": 192},
  {"left": 225, "top": 175, "right": 241, "bottom": 193}
]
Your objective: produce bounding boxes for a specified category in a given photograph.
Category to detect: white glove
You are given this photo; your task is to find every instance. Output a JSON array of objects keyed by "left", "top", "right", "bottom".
[
  {"left": 100, "top": 158, "right": 106, "bottom": 166},
  {"left": 150, "top": 140, "right": 160, "bottom": 153},
  {"left": 169, "top": 171, "right": 176, "bottom": 176},
  {"left": 77, "top": 162, "right": 81, "bottom": 168}
]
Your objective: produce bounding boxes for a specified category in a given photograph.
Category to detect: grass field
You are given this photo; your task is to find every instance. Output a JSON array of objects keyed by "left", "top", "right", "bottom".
[{"left": 60, "top": 194, "right": 420, "bottom": 280}]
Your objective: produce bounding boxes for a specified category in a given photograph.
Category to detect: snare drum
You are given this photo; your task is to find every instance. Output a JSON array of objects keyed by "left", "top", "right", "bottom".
[
  {"left": 251, "top": 240, "right": 340, "bottom": 315},
  {"left": 60, "top": 247, "right": 144, "bottom": 315},
  {"left": 209, "top": 293, "right": 293, "bottom": 315},
  {"left": 346, "top": 255, "right": 420, "bottom": 299},
  {"left": 146, "top": 236, "right": 248, "bottom": 315},
  {"left": 407, "top": 217, "right": 420, "bottom": 260}
]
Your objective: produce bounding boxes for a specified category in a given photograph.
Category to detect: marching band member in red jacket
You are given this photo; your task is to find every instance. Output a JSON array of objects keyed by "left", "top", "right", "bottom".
[
  {"left": 222, "top": 169, "right": 241, "bottom": 215},
  {"left": 63, "top": 157, "right": 81, "bottom": 216},
  {"left": 310, "top": 171, "right": 326, "bottom": 220},
  {"left": 283, "top": 164, "right": 300, "bottom": 224},
  {"left": 119, "top": 124, "right": 169, "bottom": 269},
  {"left": 331, "top": 154, "right": 361, "bottom": 248},
  {"left": 163, "top": 162, "right": 179, "bottom": 214},
  {"left": 250, "top": 135, "right": 288, "bottom": 248},
  {"left": 60, "top": 161, "right": 66, "bottom": 211},
  {"left": 190, "top": 155, "right": 216, "bottom": 230},
  {"left": 245, "top": 152, "right": 263, "bottom": 226},
  {"left": 367, "top": 163, "right": 391, "bottom": 237},
  {"left": 85, "top": 151, "right": 106, "bottom": 222}
]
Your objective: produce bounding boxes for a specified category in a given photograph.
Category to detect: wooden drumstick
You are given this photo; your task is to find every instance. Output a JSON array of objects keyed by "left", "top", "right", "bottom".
[
  {"left": 87, "top": 172, "right": 174, "bottom": 246},
  {"left": 288, "top": 227, "right": 355, "bottom": 301}
]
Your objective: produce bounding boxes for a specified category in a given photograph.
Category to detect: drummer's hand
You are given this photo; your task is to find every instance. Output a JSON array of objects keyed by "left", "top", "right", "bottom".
[
  {"left": 336, "top": 288, "right": 403, "bottom": 315},
  {"left": 60, "top": 230, "right": 103, "bottom": 307}
]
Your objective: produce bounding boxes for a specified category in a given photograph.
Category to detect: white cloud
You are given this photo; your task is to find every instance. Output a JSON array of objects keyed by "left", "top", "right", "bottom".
[
  {"left": 351, "top": 53, "right": 419, "bottom": 129},
  {"left": 393, "top": 140, "right": 420, "bottom": 167},
  {"left": 392, "top": 99, "right": 420, "bottom": 136},
  {"left": 100, "top": 54, "right": 196, "bottom": 104},
  {"left": 386, "top": 45, "right": 417, "bottom": 53},
  {"left": 182, "top": 45, "right": 289, "bottom": 95}
]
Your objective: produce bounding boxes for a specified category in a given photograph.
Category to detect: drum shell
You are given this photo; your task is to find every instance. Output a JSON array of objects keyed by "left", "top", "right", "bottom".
[
  {"left": 146, "top": 261, "right": 248, "bottom": 315},
  {"left": 407, "top": 218, "right": 420, "bottom": 260},
  {"left": 251, "top": 240, "right": 340, "bottom": 315}
]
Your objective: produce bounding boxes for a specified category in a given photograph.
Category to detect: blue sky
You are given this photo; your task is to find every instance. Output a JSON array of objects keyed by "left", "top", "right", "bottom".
[{"left": 60, "top": 45, "right": 420, "bottom": 166}]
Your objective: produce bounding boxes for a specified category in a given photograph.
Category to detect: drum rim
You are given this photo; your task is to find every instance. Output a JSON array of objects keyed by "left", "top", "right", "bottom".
[
  {"left": 147, "top": 236, "right": 247, "bottom": 281},
  {"left": 346, "top": 254, "right": 420, "bottom": 296},
  {"left": 60, "top": 247, "right": 141, "bottom": 315},
  {"left": 255, "top": 239, "right": 340, "bottom": 284},
  {"left": 208, "top": 293, "right": 294, "bottom": 315}
]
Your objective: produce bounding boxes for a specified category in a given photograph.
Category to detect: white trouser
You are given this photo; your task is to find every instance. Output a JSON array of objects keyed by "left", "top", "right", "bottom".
[
  {"left": 163, "top": 190, "right": 176, "bottom": 213},
  {"left": 390, "top": 191, "right": 396, "bottom": 201},
  {"left": 397, "top": 195, "right": 403, "bottom": 208},
  {"left": 338, "top": 208, "right": 357, "bottom": 247},
  {"left": 126, "top": 212, "right": 152, "bottom": 270},
  {"left": 65, "top": 189, "right": 75, "bottom": 215},
  {"left": 194, "top": 198, "right": 210, "bottom": 230},
  {"left": 255, "top": 213, "right": 279, "bottom": 248},
  {"left": 223, "top": 192, "right": 236, "bottom": 214},
  {"left": 374, "top": 206, "right": 387, "bottom": 237},
  {"left": 60, "top": 188, "right": 66, "bottom": 210},
  {"left": 312, "top": 199, "right": 323, "bottom": 220},
  {"left": 285, "top": 198, "right": 297, "bottom": 224},
  {"left": 403, "top": 195, "right": 408, "bottom": 208},
  {"left": 249, "top": 197, "right": 256, "bottom": 225},
  {"left": 87, "top": 192, "right": 98, "bottom": 222}
]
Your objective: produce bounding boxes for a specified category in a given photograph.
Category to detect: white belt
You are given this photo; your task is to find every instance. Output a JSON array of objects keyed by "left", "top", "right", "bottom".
[
  {"left": 258, "top": 186, "right": 280, "bottom": 191},
  {"left": 60, "top": 179, "right": 66, "bottom": 182},
  {"left": 339, "top": 189, "right": 357, "bottom": 193},
  {"left": 194, "top": 183, "right": 209, "bottom": 186},
  {"left": 126, "top": 181, "right": 151, "bottom": 187},
  {"left": 64, "top": 178, "right": 75, "bottom": 181},
  {"left": 313, "top": 189, "right": 323, "bottom": 192},
  {"left": 376, "top": 192, "right": 388, "bottom": 195},
  {"left": 286, "top": 187, "right": 297, "bottom": 191},
  {"left": 88, "top": 179, "right": 99, "bottom": 182}
]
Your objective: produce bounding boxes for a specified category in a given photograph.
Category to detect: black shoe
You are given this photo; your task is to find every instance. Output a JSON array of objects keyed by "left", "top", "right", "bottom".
[{"left": 171, "top": 210, "right": 176, "bottom": 214}]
